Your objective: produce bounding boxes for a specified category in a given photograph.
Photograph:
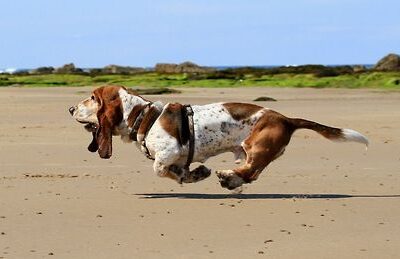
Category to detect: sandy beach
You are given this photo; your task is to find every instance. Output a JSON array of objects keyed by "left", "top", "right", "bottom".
[{"left": 0, "top": 86, "right": 399, "bottom": 259}]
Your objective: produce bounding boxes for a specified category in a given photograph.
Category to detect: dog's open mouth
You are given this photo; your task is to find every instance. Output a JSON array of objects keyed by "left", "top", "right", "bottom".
[{"left": 83, "top": 123, "right": 98, "bottom": 133}]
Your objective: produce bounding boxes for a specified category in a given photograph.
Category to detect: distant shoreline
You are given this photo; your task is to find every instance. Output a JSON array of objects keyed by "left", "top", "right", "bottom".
[
  {"left": 0, "top": 64, "right": 375, "bottom": 74},
  {"left": 1, "top": 56, "right": 398, "bottom": 89}
]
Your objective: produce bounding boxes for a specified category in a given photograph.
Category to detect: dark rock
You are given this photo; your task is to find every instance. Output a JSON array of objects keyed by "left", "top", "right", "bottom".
[
  {"left": 155, "top": 61, "right": 215, "bottom": 74},
  {"left": 314, "top": 66, "right": 353, "bottom": 77},
  {"left": 374, "top": 53, "right": 400, "bottom": 71},
  {"left": 155, "top": 63, "right": 178, "bottom": 73},
  {"left": 352, "top": 65, "right": 367, "bottom": 73},
  {"left": 101, "top": 65, "right": 146, "bottom": 74},
  {"left": 55, "top": 63, "right": 83, "bottom": 74},
  {"left": 129, "top": 87, "right": 180, "bottom": 95},
  {"left": 31, "top": 66, "right": 55, "bottom": 74},
  {"left": 253, "top": 96, "right": 277, "bottom": 102}
]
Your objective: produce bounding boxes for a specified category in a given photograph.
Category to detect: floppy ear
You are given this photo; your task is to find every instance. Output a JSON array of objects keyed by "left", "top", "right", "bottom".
[
  {"left": 92, "top": 86, "right": 123, "bottom": 159},
  {"left": 96, "top": 114, "right": 112, "bottom": 159},
  {"left": 95, "top": 88, "right": 112, "bottom": 159}
]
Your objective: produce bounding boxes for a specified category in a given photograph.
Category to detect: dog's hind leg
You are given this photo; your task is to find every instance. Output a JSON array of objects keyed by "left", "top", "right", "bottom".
[
  {"left": 232, "top": 146, "right": 246, "bottom": 164},
  {"left": 217, "top": 118, "right": 292, "bottom": 190}
]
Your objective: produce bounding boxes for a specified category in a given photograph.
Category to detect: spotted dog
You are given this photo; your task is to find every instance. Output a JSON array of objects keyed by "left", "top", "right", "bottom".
[{"left": 69, "top": 85, "right": 368, "bottom": 191}]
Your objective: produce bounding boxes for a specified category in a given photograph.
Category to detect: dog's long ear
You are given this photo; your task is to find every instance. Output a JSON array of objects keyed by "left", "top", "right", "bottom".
[
  {"left": 95, "top": 86, "right": 123, "bottom": 159},
  {"left": 95, "top": 87, "right": 112, "bottom": 159},
  {"left": 94, "top": 88, "right": 104, "bottom": 111},
  {"left": 93, "top": 86, "right": 123, "bottom": 159},
  {"left": 96, "top": 114, "right": 112, "bottom": 159}
]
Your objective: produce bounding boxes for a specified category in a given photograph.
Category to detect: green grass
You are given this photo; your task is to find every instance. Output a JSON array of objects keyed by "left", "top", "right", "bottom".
[{"left": 1, "top": 72, "right": 400, "bottom": 89}]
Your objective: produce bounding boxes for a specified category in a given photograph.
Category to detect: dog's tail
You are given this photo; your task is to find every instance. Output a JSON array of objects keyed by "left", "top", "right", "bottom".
[{"left": 288, "top": 118, "right": 369, "bottom": 148}]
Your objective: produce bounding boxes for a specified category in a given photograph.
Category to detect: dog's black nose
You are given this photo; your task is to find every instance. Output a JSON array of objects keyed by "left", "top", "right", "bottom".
[{"left": 69, "top": 106, "right": 76, "bottom": 115}]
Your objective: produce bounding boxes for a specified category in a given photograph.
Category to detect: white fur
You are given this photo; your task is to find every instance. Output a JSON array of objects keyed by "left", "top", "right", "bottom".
[
  {"left": 338, "top": 128, "right": 369, "bottom": 147},
  {"left": 190, "top": 103, "right": 266, "bottom": 163},
  {"left": 118, "top": 89, "right": 149, "bottom": 143},
  {"left": 118, "top": 89, "right": 149, "bottom": 121},
  {"left": 71, "top": 97, "right": 99, "bottom": 124}
]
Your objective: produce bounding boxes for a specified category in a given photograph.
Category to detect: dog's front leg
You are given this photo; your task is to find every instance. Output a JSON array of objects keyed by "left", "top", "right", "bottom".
[
  {"left": 163, "top": 164, "right": 211, "bottom": 184},
  {"left": 180, "top": 165, "right": 211, "bottom": 183},
  {"left": 153, "top": 160, "right": 184, "bottom": 183}
]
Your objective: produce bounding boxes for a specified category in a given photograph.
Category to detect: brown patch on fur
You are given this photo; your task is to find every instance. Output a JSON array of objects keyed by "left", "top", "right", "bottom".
[
  {"left": 233, "top": 110, "right": 293, "bottom": 183},
  {"left": 230, "top": 109, "right": 348, "bottom": 184},
  {"left": 288, "top": 118, "right": 343, "bottom": 140},
  {"left": 127, "top": 104, "right": 146, "bottom": 128},
  {"left": 159, "top": 103, "right": 189, "bottom": 146},
  {"left": 125, "top": 88, "right": 153, "bottom": 129},
  {"left": 223, "top": 102, "right": 263, "bottom": 121},
  {"left": 93, "top": 85, "right": 123, "bottom": 159},
  {"left": 137, "top": 106, "right": 162, "bottom": 136}
]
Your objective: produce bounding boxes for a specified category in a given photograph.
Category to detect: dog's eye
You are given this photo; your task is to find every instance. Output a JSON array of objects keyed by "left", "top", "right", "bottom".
[{"left": 91, "top": 95, "right": 95, "bottom": 100}]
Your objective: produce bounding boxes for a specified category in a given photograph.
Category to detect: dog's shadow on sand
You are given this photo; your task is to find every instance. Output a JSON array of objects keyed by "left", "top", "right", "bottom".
[{"left": 136, "top": 193, "right": 400, "bottom": 200}]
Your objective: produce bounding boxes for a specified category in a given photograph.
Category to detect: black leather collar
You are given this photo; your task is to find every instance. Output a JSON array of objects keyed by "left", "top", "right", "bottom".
[{"left": 183, "top": 105, "right": 195, "bottom": 169}]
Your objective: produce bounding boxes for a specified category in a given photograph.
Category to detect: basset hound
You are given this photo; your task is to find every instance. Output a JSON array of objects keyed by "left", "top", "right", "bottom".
[{"left": 69, "top": 85, "right": 368, "bottom": 191}]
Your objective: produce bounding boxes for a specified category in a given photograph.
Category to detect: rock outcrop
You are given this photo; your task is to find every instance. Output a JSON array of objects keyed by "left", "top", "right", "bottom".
[
  {"left": 352, "top": 65, "right": 367, "bottom": 73},
  {"left": 101, "top": 65, "right": 146, "bottom": 74},
  {"left": 155, "top": 62, "right": 215, "bottom": 74},
  {"left": 55, "top": 63, "right": 83, "bottom": 74},
  {"left": 374, "top": 53, "right": 400, "bottom": 71},
  {"left": 31, "top": 67, "right": 55, "bottom": 74}
]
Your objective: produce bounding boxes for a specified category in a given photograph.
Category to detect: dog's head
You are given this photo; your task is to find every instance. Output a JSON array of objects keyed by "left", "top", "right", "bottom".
[{"left": 69, "top": 85, "right": 124, "bottom": 159}]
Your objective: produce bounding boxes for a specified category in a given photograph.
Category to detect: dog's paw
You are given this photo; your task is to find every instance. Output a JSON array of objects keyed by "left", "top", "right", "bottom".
[
  {"left": 182, "top": 165, "right": 211, "bottom": 183},
  {"left": 231, "top": 185, "right": 244, "bottom": 194},
  {"left": 216, "top": 170, "right": 245, "bottom": 190}
]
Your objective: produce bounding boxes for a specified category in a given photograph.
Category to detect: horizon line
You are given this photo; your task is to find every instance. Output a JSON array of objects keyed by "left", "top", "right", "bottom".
[{"left": 0, "top": 63, "right": 376, "bottom": 71}]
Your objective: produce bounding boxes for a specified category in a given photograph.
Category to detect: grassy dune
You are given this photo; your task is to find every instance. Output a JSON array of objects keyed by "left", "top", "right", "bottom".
[{"left": 1, "top": 72, "right": 400, "bottom": 89}]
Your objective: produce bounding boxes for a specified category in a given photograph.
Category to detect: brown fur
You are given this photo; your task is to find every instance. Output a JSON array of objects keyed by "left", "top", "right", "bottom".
[
  {"left": 223, "top": 102, "right": 263, "bottom": 121},
  {"left": 93, "top": 86, "right": 123, "bottom": 159},
  {"left": 137, "top": 106, "right": 162, "bottom": 137},
  {"left": 231, "top": 110, "right": 348, "bottom": 183},
  {"left": 158, "top": 103, "right": 189, "bottom": 146},
  {"left": 127, "top": 104, "right": 146, "bottom": 128},
  {"left": 232, "top": 110, "right": 293, "bottom": 183},
  {"left": 288, "top": 118, "right": 343, "bottom": 140}
]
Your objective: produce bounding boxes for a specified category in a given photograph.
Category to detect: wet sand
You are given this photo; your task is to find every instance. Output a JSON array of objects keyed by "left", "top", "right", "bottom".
[{"left": 0, "top": 87, "right": 399, "bottom": 258}]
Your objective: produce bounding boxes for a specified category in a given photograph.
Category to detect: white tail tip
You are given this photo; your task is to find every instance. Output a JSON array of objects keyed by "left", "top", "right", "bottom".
[{"left": 340, "top": 128, "right": 369, "bottom": 148}]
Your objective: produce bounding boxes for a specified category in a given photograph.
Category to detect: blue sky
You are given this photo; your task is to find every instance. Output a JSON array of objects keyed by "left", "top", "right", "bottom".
[{"left": 1, "top": 0, "right": 400, "bottom": 68}]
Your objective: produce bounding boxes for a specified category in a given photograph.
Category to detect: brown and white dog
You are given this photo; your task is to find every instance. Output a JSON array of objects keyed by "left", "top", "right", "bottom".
[{"left": 69, "top": 85, "right": 368, "bottom": 191}]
